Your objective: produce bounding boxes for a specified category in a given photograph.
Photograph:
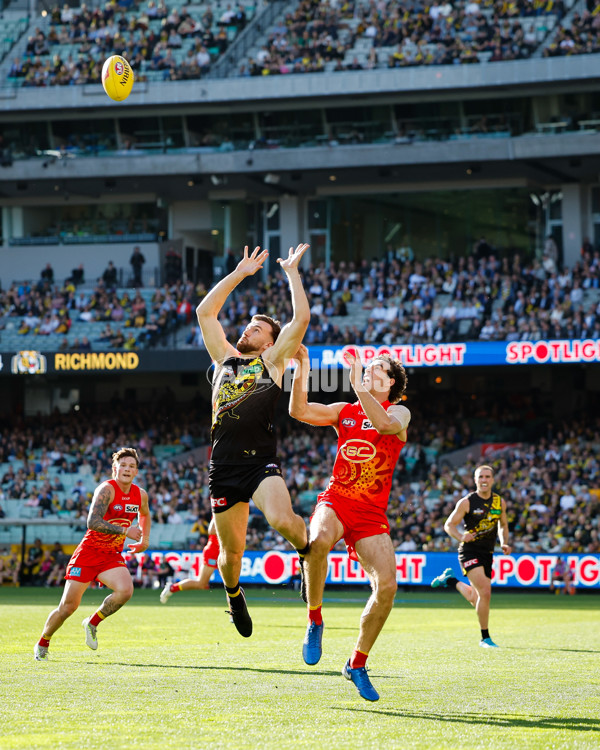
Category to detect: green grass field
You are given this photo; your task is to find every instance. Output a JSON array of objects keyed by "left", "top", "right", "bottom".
[{"left": 0, "top": 586, "right": 598, "bottom": 750}]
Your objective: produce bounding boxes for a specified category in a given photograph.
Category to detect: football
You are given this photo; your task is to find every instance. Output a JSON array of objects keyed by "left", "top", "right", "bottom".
[{"left": 102, "top": 55, "right": 134, "bottom": 102}]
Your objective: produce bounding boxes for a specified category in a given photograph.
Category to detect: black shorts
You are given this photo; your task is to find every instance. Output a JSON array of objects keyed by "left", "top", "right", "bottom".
[
  {"left": 458, "top": 547, "right": 494, "bottom": 579},
  {"left": 209, "top": 458, "right": 282, "bottom": 513}
]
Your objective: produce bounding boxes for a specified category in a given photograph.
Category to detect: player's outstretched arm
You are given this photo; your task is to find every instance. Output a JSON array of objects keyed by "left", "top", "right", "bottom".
[
  {"left": 289, "top": 344, "right": 346, "bottom": 427},
  {"left": 196, "top": 245, "right": 269, "bottom": 363},
  {"left": 87, "top": 482, "right": 128, "bottom": 536},
  {"left": 127, "top": 489, "right": 152, "bottom": 554},
  {"left": 266, "top": 244, "right": 311, "bottom": 366}
]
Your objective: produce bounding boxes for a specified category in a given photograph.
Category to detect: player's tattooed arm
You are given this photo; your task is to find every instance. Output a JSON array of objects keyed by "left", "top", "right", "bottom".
[{"left": 87, "top": 483, "right": 124, "bottom": 535}]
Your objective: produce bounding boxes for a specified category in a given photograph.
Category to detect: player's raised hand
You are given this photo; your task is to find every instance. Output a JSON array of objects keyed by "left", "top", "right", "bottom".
[
  {"left": 344, "top": 348, "right": 363, "bottom": 390},
  {"left": 277, "top": 243, "right": 310, "bottom": 273},
  {"left": 236, "top": 246, "right": 269, "bottom": 277},
  {"left": 292, "top": 343, "right": 310, "bottom": 364}
]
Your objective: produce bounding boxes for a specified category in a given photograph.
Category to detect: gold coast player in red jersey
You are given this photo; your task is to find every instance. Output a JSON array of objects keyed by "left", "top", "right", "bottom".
[
  {"left": 34, "top": 448, "right": 151, "bottom": 660},
  {"left": 290, "top": 345, "right": 410, "bottom": 702}
]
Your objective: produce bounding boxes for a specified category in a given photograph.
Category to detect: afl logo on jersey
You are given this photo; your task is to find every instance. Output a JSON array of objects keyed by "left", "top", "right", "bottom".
[
  {"left": 340, "top": 439, "right": 377, "bottom": 463},
  {"left": 341, "top": 418, "right": 356, "bottom": 427},
  {"left": 114, "top": 504, "right": 123, "bottom": 511}
]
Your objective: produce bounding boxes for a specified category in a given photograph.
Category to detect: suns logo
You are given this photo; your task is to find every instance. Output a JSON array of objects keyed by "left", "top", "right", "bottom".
[{"left": 340, "top": 439, "right": 377, "bottom": 463}]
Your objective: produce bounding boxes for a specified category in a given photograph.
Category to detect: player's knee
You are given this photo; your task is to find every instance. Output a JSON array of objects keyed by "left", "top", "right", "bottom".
[
  {"left": 116, "top": 582, "right": 134, "bottom": 600},
  {"left": 268, "top": 511, "right": 294, "bottom": 538},
  {"left": 376, "top": 577, "right": 397, "bottom": 603},
  {"left": 59, "top": 600, "right": 79, "bottom": 618},
  {"left": 307, "top": 534, "right": 331, "bottom": 558},
  {"left": 220, "top": 547, "right": 244, "bottom": 566}
]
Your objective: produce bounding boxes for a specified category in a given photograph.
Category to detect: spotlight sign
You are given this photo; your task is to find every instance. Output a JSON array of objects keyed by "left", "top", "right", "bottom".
[
  {"left": 0, "top": 338, "right": 598, "bottom": 376},
  {"left": 132, "top": 550, "right": 600, "bottom": 589},
  {"left": 315, "top": 338, "right": 600, "bottom": 368}
]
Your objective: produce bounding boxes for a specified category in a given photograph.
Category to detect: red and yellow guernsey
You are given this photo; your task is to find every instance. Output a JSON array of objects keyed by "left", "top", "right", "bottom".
[
  {"left": 326, "top": 401, "right": 406, "bottom": 510},
  {"left": 79, "top": 479, "right": 141, "bottom": 553}
]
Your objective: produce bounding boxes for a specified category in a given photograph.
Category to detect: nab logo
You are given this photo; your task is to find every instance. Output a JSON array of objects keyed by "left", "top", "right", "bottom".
[
  {"left": 125, "top": 504, "right": 139, "bottom": 513},
  {"left": 361, "top": 419, "right": 373, "bottom": 430},
  {"left": 340, "top": 439, "right": 377, "bottom": 463},
  {"left": 211, "top": 496, "right": 227, "bottom": 508},
  {"left": 341, "top": 418, "right": 356, "bottom": 428}
]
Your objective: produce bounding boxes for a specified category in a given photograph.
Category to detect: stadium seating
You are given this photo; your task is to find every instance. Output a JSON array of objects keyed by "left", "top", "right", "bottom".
[
  {"left": 234, "top": 0, "right": 573, "bottom": 76},
  {"left": 5, "top": 0, "right": 256, "bottom": 88},
  {"left": 2, "top": 408, "right": 599, "bottom": 561},
  {"left": 2, "top": 0, "right": 589, "bottom": 89},
  {"left": 2, "top": 248, "right": 599, "bottom": 352}
]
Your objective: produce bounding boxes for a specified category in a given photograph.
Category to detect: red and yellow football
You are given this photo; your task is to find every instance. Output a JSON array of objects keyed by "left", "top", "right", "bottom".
[{"left": 102, "top": 55, "right": 134, "bottom": 102}]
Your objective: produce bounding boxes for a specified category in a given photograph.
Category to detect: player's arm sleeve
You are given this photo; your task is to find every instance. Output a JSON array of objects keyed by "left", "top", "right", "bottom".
[
  {"left": 385, "top": 404, "right": 411, "bottom": 434},
  {"left": 87, "top": 482, "right": 124, "bottom": 535}
]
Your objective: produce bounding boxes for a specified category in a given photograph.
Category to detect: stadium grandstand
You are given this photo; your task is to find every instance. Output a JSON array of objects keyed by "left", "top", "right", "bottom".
[{"left": 0, "top": 0, "right": 599, "bottom": 592}]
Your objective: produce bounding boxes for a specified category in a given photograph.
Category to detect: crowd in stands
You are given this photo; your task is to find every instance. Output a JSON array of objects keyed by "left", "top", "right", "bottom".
[
  {"left": 10, "top": 1, "right": 249, "bottom": 87},
  {"left": 190, "top": 238, "right": 600, "bottom": 348},
  {"left": 240, "top": 0, "right": 568, "bottom": 76},
  {"left": 4, "top": 0, "right": 588, "bottom": 88},
  {"left": 0, "top": 253, "right": 198, "bottom": 350},
  {"left": 543, "top": 6, "right": 600, "bottom": 58},
  {"left": 1, "top": 389, "right": 599, "bottom": 586},
  {"left": 2, "top": 238, "right": 600, "bottom": 351}
]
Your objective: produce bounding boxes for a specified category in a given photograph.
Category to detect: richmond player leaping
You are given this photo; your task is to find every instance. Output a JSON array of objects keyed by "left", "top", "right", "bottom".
[
  {"left": 290, "top": 344, "right": 410, "bottom": 702},
  {"left": 34, "top": 448, "right": 151, "bottom": 660},
  {"left": 196, "top": 244, "right": 311, "bottom": 639}
]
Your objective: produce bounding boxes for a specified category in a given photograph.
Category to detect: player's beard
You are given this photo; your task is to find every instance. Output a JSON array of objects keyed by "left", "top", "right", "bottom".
[{"left": 236, "top": 338, "right": 254, "bottom": 354}]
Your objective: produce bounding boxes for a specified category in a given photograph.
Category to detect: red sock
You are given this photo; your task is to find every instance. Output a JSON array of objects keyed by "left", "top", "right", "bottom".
[
  {"left": 170, "top": 583, "right": 182, "bottom": 593},
  {"left": 89, "top": 610, "right": 106, "bottom": 627},
  {"left": 308, "top": 605, "right": 322, "bottom": 626},
  {"left": 350, "top": 649, "right": 368, "bottom": 669},
  {"left": 38, "top": 637, "right": 50, "bottom": 648}
]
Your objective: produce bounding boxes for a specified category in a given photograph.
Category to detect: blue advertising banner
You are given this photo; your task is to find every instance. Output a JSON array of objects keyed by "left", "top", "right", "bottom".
[
  {"left": 133, "top": 550, "right": 600, "bottom": 589},
  {"left": 1, "top": 339, "right": 599, "bottom": 376},
  {"left": 309, "top": 340, "right": 600, "bottom": 368}
]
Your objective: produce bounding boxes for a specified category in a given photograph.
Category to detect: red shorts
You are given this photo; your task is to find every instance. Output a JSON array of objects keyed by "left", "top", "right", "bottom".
[
  {"left": 314, "top": 489, "right": 390, "bottom": 561},
  {"left": 65, "top": 545, "right": 127, "bottom": 583},
  {"left": 203, "top": 534, "right": 220, "bottom": 568}
]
